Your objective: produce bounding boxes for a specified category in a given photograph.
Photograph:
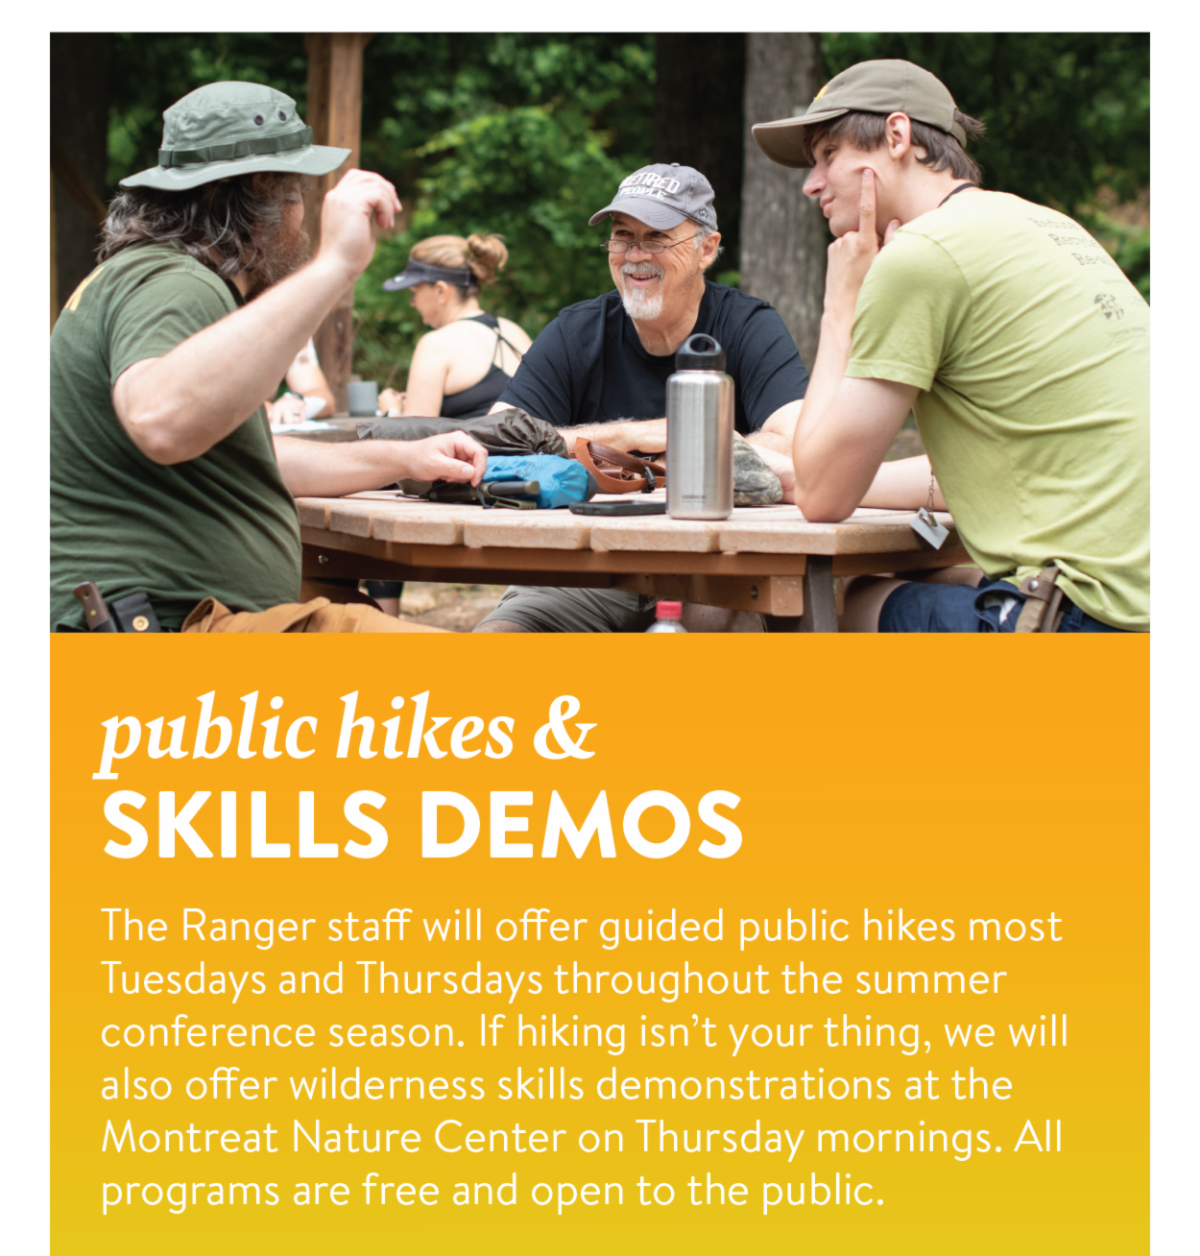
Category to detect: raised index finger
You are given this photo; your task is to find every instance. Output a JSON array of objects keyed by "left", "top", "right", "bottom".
[{"left": 859, "top": 167, "right": 877, "bottom": 240}]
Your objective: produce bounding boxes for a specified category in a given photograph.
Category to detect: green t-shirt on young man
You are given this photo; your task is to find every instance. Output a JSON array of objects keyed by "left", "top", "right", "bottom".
[
  {"left": 50, "top": 242, "right": 302, "bottom": 631},
  {"left": 846, "top": 190, "right": 1150, "bottom": 630}
]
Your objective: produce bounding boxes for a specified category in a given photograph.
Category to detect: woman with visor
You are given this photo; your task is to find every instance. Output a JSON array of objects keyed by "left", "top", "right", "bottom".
[
  {"left": 378, "top": 234, "right": 531, "bottom": 420},
  {"left": 369, "top": 235, "right": 531, "bottom": 616}
]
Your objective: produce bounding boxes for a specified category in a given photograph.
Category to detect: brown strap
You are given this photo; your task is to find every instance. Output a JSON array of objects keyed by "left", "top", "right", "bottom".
[
  {"left": 573, "top": 440, "right": 667, "bottom": 494},
  {"left": 1013, "top": 566, "right": 1065, "bottom": 633}
]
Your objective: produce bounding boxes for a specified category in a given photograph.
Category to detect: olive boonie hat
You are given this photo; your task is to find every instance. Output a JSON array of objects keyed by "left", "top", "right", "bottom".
[
  {"left": 120, "top": 81, "right": 351, "bottom": 192},
  {"left": 752, "top": 60, "right": 967, "bottom": 169},
  {"left": 588, "top": 162, "right": 718, "bottom": 231}
]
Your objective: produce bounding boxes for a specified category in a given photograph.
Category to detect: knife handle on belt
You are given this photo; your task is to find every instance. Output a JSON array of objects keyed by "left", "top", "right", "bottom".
[{"left": 73, "top": 581, "right": 117, "bottom": 632}]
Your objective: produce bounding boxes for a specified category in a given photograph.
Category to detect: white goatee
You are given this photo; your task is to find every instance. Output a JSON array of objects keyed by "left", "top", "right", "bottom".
[{"left": 620, "top": 261, "right": 665, "bottom": 321}]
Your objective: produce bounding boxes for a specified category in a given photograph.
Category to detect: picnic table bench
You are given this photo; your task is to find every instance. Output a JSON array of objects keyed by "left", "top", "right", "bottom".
[{"left": 296, "top": 489, "right": 968, "bottom": 632}]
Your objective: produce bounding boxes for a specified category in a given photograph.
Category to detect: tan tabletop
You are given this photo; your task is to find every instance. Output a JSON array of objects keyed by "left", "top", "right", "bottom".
[{"left": 297, "top": 489, "right": 969, "bottom": 631}]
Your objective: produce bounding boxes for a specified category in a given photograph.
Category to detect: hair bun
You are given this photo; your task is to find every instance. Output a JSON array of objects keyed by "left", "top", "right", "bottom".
[{"left": 465, "top": 233, "right": 508, "bottom": 286}]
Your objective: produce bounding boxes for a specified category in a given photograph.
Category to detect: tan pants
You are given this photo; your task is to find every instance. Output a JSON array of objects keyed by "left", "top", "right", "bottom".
[{"left": 181, "top": 596, "right": 445, "bottom": 634}]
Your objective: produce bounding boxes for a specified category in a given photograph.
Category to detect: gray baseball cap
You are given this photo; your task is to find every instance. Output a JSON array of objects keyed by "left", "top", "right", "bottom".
[
  {"left": 120, "top": 81, "right": 351, "bottom": 192},
  {"left": 588, "top": 163, "right": 718, "bottom": 231},
  {"left": 753, "top": 60, "right": 968, "bottom": 169}
]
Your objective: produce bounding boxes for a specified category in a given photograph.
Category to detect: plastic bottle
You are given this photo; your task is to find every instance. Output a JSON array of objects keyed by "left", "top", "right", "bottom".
[{"left": 645, "top": 601, "right": 687, "bottom": 632}]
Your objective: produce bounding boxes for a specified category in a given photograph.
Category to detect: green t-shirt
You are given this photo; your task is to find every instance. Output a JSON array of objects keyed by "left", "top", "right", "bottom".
[
  {"left": 846, "top": 190, "right": 1149, "bottom": 630},
  {"left": 50, "top": 242, "right": 301, "bottom": 631}
]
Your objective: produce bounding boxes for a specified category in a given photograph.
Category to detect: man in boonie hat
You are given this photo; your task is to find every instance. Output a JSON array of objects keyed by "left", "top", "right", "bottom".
[
  {"left": 749, "top": 59, "right": 1148, "bottom": 635},
  {"left": 473, "top": 161, "right": 813, "bottom": 634},
  {"left": 50, "top": 80, "right": 486, "bottom": 634}
]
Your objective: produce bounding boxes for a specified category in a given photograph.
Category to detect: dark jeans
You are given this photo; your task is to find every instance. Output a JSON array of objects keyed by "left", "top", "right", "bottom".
[{"left": 880, "top": 575, "right": 1129, "bottom": 633}]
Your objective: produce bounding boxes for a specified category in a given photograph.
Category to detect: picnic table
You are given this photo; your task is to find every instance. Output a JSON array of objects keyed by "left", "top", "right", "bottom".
[{"left": 296, "top": 488, "right": 968, "bottom": 632}]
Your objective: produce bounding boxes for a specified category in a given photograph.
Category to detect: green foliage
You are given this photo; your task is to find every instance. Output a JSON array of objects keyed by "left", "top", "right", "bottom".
[
  {"left": 1089, "top": 210, "right": 1150, "bottom": 301},
  {"left": 822, "top": 33, "right": 1150, "bottom": 297},
  {"left": 106, "top": 33, "right": 655, "bottom": 384},
  {"left": 353, "top": 35, "right": 654, "bottom": 384},
  {"left": 104, "top": 32, "right": 1149, "bottom": 391},
  {"left": 106, "top": 34, "right": 308, "bottom": 191}
]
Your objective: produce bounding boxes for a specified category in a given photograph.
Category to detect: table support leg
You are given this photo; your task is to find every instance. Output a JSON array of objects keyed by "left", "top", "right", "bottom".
[
  {"left": 764, "top": 614, "right": 802, "bottom": 633},
  {"left": 801, "top": 555, "right": 839, "bottom": 633}
]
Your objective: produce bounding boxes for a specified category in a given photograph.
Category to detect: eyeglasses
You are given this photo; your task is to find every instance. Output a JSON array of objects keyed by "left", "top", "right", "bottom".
[{"left": 603, "top": 234, "right": 697, "bottom": 255}]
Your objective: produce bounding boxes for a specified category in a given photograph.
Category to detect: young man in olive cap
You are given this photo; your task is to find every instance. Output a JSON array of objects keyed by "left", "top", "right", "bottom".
[
  {"left": 50, "top": 80, "right": 485, "bottom": 633},
  {"left": 752, "top": 59, "right": 1149, "bottom": 633}
]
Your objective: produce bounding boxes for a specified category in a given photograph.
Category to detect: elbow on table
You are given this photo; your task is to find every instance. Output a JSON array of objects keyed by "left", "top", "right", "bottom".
[{"left": 794, "top": 484, "right": 860, "bottom": 524}]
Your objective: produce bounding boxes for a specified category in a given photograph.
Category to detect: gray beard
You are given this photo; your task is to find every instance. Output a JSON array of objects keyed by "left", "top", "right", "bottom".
[
  {"left": 622, "top": 289, "right": 663, "bottom": 321},
  {"left": 620, "top": 262, "right": 665, "bottom": 321}
]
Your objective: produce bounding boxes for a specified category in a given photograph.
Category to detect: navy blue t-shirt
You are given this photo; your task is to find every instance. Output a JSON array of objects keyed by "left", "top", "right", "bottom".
[{"left": 497, "top": 282, "right": 809, "bottom": 435}]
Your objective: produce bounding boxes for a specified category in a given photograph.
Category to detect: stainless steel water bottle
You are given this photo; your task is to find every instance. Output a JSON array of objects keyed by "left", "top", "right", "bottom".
[{"left": 666, "top": 333, "right": 734, "bottom": 520}]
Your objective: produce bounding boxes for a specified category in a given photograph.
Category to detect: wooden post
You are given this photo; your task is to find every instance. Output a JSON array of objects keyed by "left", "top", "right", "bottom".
[
  {"left": 51, "top": 171, "right": 58, "bottom": 333},
  {"left": 741, "top": 34, "right": 827, "bottom": 371},
  {"left": 51, "top": 34, "right": 111, "bottom": 319},
  {"left": 304, "top": 33, "right": 373, "bottom": 414}
]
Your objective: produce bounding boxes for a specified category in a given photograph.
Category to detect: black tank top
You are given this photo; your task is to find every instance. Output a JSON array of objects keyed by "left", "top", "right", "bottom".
[{"left": 439, "top": 313, "right": 524, "bottom": 419}]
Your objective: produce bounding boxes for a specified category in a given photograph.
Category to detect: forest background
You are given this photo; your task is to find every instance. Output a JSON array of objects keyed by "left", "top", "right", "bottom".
[{"left": 56, "top": 32, "right": 1149, "bottom": 389}]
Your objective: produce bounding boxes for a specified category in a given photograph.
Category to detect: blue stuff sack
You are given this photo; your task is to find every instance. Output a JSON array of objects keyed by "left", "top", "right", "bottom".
[{"left": 480, "top": 454, "right": 597, "bottom": 509}]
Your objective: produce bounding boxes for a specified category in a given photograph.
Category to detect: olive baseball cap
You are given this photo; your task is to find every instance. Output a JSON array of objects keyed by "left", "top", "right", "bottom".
[
  {"left": 120, "top": 81, "right": 351, "bottom": 191},
  {"left": 588, "top": 163, "right": 718, "bottom": 231},
  {"left": 752, "top": 60, "right": 967, "bottom": 169}
]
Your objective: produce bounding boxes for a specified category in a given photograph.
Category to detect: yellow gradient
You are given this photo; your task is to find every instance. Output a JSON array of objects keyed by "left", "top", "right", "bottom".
[{"left": 51, "top": 634, "right": 1148, "bottom": 1254}]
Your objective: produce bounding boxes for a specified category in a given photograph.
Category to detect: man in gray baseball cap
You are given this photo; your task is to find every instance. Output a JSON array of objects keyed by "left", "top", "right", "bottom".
[
  {"left": 749, "top": 59, "right": 1148, "bottom": 634},
  {"left": 51, "top": 80, "right": 485, "bottom": 633},
  {"left": 586, "top": 162, "right": 719, "bottom": 231},
  {"left": 473, "top": 161, "right": 812, "bottom": 633}
]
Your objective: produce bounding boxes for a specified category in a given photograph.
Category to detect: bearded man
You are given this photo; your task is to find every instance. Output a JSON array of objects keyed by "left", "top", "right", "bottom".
[
  {"left": 476, "top": 161, "right": 935, "bottom": 633},
  {"left": 475, "top": 163, "right": 812, "bottom": 633},
  {"left": 489, "top": 163, "right": 807, "bottom": 475},
  {"left": 50, "top": 81, "right": 485, "bottom": 633}
]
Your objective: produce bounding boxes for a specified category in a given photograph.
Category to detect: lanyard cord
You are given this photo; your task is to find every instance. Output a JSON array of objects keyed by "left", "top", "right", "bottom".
[{"left": 938, "top": 181, "right": 978, "bottom": 208}]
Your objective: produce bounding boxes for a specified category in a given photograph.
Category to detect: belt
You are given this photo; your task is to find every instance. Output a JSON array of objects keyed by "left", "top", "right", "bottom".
[
  {"left": 72, "top": 582, "right": 162, "bottom": 633},
  {"left": 1013, "top": 565, "right": 1065, "bottom": 632}
]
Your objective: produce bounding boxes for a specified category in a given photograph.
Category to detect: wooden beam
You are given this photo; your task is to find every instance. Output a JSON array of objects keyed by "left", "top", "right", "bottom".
[
  {"left": 304, "top": 33, "right": 373, "bottom": 414},
  {"left": 51, "top": 171, "right": 58, "bottom": 333},
  {"left": 50, "top": 134, "right": 108, "bottom": 227}
]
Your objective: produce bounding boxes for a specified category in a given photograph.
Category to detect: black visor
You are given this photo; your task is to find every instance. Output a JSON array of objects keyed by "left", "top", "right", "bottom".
[{"left": 382, "top": 258, "right": 474, "bottom": 291}]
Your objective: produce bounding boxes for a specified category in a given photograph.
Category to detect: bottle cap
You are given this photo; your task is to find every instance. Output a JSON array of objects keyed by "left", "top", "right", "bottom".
[
  {"left": 674, "top": 333, "right": 726, "bottom": 372},
  {"left": 656, "top": 601, "right": 683, "bottom": 619}
]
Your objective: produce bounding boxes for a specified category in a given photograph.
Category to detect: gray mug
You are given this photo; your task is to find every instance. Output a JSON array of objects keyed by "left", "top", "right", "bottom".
[{"left": 347, "top": 380, "right": 379, "bottom": 417}]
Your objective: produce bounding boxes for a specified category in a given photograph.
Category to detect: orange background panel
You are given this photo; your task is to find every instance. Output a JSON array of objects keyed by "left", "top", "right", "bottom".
[{"left": 51, "top": 634, "right": 1148, "bottom": 1254}]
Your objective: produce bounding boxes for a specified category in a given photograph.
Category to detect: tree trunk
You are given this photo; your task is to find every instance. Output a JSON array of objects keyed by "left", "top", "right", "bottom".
[
  {"left": 304, "top": 33, "right": 373, "bottom": 413},
  {"left": 653, "top": 34, "right": 745, "bottom": 266},
  {"left": 740, "top": 34, "right": 826, "bottom": 370},
  {"left": 50, "top": 34, "right": 111, "bottom": 324}
]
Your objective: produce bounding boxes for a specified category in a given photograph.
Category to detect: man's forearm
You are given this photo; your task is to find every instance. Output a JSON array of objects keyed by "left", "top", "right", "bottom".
[
  {"left": 791, "top": 309, "right": 855, "bottom": 470},
  {"left": 275, "top": 430, "right": 486, "bottom": 499},
  {"left": 560, "top": 418, "right": 667, "bottom": 455},
  {"left": 790, "top": 311, "right": 918, "bottom": 520},
  {"left": 746, "top": 428, "right": 789, "bottom": 457},
  {"left": 860, "top": 455, "right": 945, "bottom": 510},
  {"left": 274, "top": 437, "right": 413, "bottom": 498},
  {"left": 116, "top": 255, "right": 353, "bottom": 464}
]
